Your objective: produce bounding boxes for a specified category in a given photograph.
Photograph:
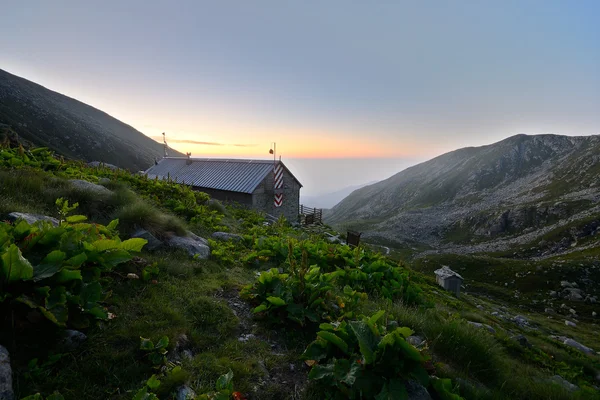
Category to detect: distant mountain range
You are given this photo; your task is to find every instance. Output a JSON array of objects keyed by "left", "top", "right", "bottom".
[
  {"left": 0, "top": 69, "right": 182, "bottom": 171},
  {"left": 301, "top": 181, "right": 377, "bottom": 209},
  {"left": 326, "top": 134, "right": 600, "bottom": 257}
]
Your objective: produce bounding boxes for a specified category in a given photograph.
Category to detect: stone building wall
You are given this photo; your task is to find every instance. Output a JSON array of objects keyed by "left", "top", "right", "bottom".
[{"left": 252, "top": 166, "right": 300, "bottom": 222}]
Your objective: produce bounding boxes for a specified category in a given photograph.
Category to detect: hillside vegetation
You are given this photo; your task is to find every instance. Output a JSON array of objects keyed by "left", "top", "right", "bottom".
[
  {"left": 0, "top": 144, "right": 599, "bottom": 400},
  {"left": 0, "top": 69, "right": 183, "bottom": 171}
]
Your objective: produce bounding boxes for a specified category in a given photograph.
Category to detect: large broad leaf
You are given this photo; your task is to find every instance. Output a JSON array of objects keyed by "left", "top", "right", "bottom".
[
  {"left": 375, "top": 379, "right": 408, "bottom": 400},
  {"left": 43, "top": 286, "right": 69, "bottom": 326},
  {"left": 396, "top": 327, "right": 414, "bottom": 339},
  {"left": 215, "top": 369, "right": 234, "bottom": 392},
  {"left": 155, "top": 336, "right": 169, "bottom": 349},
  {"left": 1, "top": 244, "right": 34, "bottom": 283},
  {"left": 146, "top": 374, "right": 161, "bottom": 390},
  {"left": 302, "top": 341, "right": 329, "bottom": 361},
  {"left": 107, "top": 219, "right": 119, "bottom": 232},
  {"left": 80, "top": 281, "right": 102, "bottom": 309},
  {"left": 429, "top": 377, "right": 464, "bottom": 400},
  {"left": 396, "top": 336, "right": 424, "bottom": 363},
  {"left": 349, "top": 320, "right": 379, "bottom": 365},
  {"left": 308, "top": 362, "right": 335, "bottom": 380},
  {"left": 33, "top": 250, "right": 66, "bottom": 281},
  {"left": 253, "top": 304, "right": 268, "bottom": 313},
  {"left": 317, "top": 331, "right": 349, "bottom": 354},
  {"left": 132, "top": 387, "right": 159, "bottom": 400},
  {"left": 120, "top": 238, "right": 147, "bottom": 252},
  {"left": 66, "top": 215, "right": 88, "bottom": 223},
  {"left": 333, "top": 358, "right": 363, "bottom": 386},
  {"left": 38, "top": 227, "right": 66, "bottom": 246},
  {"left": 266, "top": 296, "right": 286, "bottom": 306},
  {"left": 92, "top": 239, "right": 120, "bottom": 252},
  {"left": 66, "top": 252, "right": 87, "bottom": 268},
  {"left": 0, "top": 224, "right": 11, "bottom": 251},
  {"left": 54, "top": 269, "right": 82, "bottom": 283},
  {"left": 140, "top": 337, "right": 155, "bottom": 351},
  {"left": 13, "top": 220, "right": 32, "bottom": 240},
  {"left": 99, "top": 249, "right": 132, "bottom": 268}
]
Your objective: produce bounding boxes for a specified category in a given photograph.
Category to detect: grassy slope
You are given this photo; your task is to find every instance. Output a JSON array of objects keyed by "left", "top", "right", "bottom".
[{"left": 1, "top": 151, "right": 599, "bottom": 400}]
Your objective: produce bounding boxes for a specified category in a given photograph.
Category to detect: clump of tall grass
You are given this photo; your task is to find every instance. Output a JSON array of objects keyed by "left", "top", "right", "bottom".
[{"left": 115, "top": 200, "right": 187, "bottom": 238}]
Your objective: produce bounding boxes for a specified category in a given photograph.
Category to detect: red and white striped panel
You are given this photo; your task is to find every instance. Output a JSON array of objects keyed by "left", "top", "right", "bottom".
[
  {"left": 274, "top": 163, "right": 284, "bottom": 189},
  {"left": 274, "top": 193, "right": 283, "bottom": 207}
]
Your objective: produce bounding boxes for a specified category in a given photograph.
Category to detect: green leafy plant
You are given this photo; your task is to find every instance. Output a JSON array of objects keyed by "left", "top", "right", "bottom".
[
  {"left": 243, "top": 236, "right": 423, "bottom": 305},
  {"left": 196, "top": 369, "right": 239, "bottom": 400},
  {"left": 140, "top": 336, "right": 170, "bottom": 367},
  {"left": 208, "top": 239, "right": 239, "bottom": 266},
  {"left": 141, "top": 262, "right": 160, "bottom": 281},
  {"left": 132, "top": 374, "right": 161, "bottom": 400},
  {"left": 0, "top": 216, "right": 147, "bottom": 327},
  {"left": 302, "top": 311, "right": 463, "bottom": 400},
  {"left": 55, "top": 198, "right": 79, "bottom": 225},
  {"left": 24, "top": 354, "right": 64, "bottom": 381},
  {"left": 241, "top": 241, "right": 366, "bottom": 326}
]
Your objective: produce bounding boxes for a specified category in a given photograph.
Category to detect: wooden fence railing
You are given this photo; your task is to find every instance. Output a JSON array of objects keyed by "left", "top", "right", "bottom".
[{"left": 299, "top": 204, "right": 323, "bottom": 225}]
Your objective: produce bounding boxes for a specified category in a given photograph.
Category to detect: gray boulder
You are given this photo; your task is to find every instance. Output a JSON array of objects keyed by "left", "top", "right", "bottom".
[
  {"left": 7, "top": 212, "right": 59, "bottom": 227},
  {"left": 211, "top": 232, "right": 243, "bottom": 242},
  {"left": 186, "top": 231, "right": 209, "bottom": 246},
  {"left": 69, "top": 179, "right": 112, "bottom": 195},
  {"left": 513, "top": 315, "right": 529, "bottom": 327},
  {"left": 59, "top": 330, "right": 87, "bottom": 352},
  {"left": 468, "top": 321, "right": 496, "bottom": 334},
  {"left": 563, "top": 338, "right": 594, "bottom": 355},
  {"left": 175, "top": 385, "right": 196, "bottom": 400},
  {"left": 565, "top": 320, "right": 577, "bottom": 328},
  {"left": 550, "top": 375, "right": 578, "bottom": 392},
  {"left": 562, "top": 288, "right": 583, "bottom": 301},
  {"left": 407, "top": 336, "right": 424, "bottom": 347},
  {"left": 406, "top": 379, "right": 433, "bottom": 400},
  {"left": 132, "top": 229, "right": 163, "bottom": 251},
  {"left": 0, "top": 345, "right": 13, "bottom": 400},
  {"left": 168, "top": 233, "right": 210, "bottom": 259}
]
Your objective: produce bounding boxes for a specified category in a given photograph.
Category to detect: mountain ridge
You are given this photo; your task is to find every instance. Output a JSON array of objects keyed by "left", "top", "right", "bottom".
[
  {"left": 0, "top": 68, "right": 182, "bottom": 170},
  {"left": 326, "top": 133, "right": 600, "bottom": 256}
]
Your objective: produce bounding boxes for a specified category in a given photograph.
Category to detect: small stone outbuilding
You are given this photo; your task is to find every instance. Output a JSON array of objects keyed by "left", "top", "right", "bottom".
[
  {"left": 145, "top": 157, "right": 302, "bottom": 221},
  {"left": 434, "top": 266, "right": 464, "bottom": 296}
]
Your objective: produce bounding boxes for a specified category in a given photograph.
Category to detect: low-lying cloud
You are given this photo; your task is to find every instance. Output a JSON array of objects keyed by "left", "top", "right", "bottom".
[{"left": 151, "top": 136, "right": 256, "bottom": 147}]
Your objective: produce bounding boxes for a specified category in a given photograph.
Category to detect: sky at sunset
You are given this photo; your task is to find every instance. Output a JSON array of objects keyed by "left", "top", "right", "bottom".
[{"left": 2, "top": 1, "right": 599, "bottom": 196}]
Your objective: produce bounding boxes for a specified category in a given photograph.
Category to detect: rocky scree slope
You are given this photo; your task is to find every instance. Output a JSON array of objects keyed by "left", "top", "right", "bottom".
[
  {"left": 326, "top": 134, "right": 600, "bottom": 253},
  {"left": 0, "top": 69, "right": 182, "bottom": 171}
]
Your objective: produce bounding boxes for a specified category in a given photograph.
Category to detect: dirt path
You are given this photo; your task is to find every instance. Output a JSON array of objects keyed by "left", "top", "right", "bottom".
[{"left": 215, "top": 288, "right": 308, "bottom": 399}]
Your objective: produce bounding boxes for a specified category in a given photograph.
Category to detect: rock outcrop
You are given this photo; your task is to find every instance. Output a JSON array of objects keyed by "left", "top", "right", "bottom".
[
  {"left": 0, "top": 346, "right": 13, "bottom": 400},
  {"left": 167, "top": 232, "right": 210, "bottom": 259},
  {"left": 69, "top": 179, "right": 112, "bottom": 195},
  {"left": 7, "top": 212, "right": 59, "bottom": 226}
]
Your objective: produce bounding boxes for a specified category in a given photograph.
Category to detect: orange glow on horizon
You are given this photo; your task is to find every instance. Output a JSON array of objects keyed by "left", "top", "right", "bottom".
[{"left": 144, "top": 129, "right": 436, "bottom": 159}]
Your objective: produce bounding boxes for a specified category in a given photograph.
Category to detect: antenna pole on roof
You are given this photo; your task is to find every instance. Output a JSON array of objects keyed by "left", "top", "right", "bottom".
[
  {"left": 162, "top": 132, "right": 168, "bottom": 158},
  {"left": 269, "top": 142, "right": 276, "bottom": 163}
]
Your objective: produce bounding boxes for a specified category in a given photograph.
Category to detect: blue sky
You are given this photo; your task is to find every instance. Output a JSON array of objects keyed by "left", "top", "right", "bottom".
[{"left": 1, "top": 1, "right": 599, "bottom": 194}]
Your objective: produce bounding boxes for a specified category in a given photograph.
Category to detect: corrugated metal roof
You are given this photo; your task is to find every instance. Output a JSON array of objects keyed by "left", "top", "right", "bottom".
[{"left": 144, "top": 157, "right": 302, "bottom": 194}]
